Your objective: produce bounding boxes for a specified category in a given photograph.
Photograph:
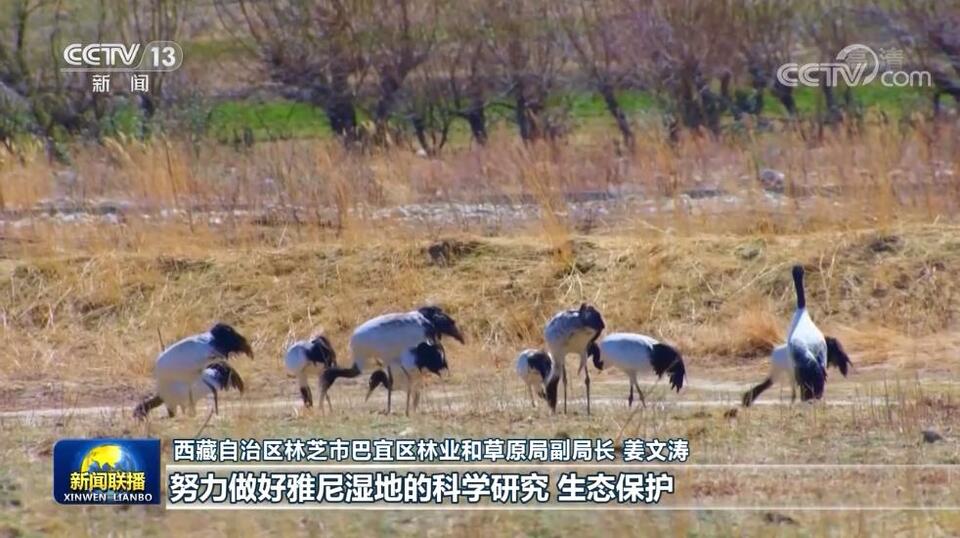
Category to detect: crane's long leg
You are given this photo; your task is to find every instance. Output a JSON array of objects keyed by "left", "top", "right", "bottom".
[
  {"left": 632, "top": 378, "right": 646, "bottom": 408},
  {"left": 401, "top": 366, "right": 413, "bottom": 417},
  {"left": 299, "top": 373, "right": 313, "bottom": 408},
  {"left": 581, "top": 352, "right": 591, "bottom": 416},
  {"left": 561, "top": 361, "right": 568, "bottom": 415},
  {"left": 202, "top": 379, "right": 219, "bottom": 415},
  {"left": 386, "top": 366, "right": 393, "bottom": 415},
  {"left": 628, "top": 372, "right": 636, "bottom": 408},
  {"left": 300, "top": 385, "right": 314, "bottom": 408},
  {"left": 315, "top": 374, "right": 332, "bottom": 412}
]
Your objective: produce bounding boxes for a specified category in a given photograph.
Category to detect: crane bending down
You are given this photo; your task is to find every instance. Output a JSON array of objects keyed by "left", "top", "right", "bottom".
[
  {"left": 320, "top": 306, "right": 464, "bottom": 413},
  {"left": 543, "top": 303, "right": 605, "bottom": 415},
  {"left": 515, "top": 348, "right": 560, "bottom": 410},
  {"left": 284, "top": 335, "right": 337, "bottom": 409},
  {"left": 133, "top": 323, "right": 253, "bottom": 419},
  {"left": 365, "top": 341, "right": 449, "bottom": 415},
  {"left": 134, "top": 362, "right": 245, "bottom": 418}
]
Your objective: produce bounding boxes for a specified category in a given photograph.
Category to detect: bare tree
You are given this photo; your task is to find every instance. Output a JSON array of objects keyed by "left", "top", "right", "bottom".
[
  {"left": 871, "top": 1, "right": 960, "bottom": 116},
  {"left": 430, "top": 2, "right": 492, "bottom": 146},
  {"left": 361, "top": 0, "right": 442, "bottom": 143},
  {"left": 480, "top": 0, "right": 566, "bottom": 143},
  {"left": 730, "top": 0, "right": 800, "bottom": 118},
  {"left": 217, "top": 0, "right": 368, "bottom": 143},
  {"left": 109, "top": 0, "right": 189, "bottom": 136},
  {"left": 552, "top": 0, "right": 634, "bottom": 148},
  {"left": 622, "top": 0, "right": 738, "bottom": 136},
  {"left": 804, "top": 0, "right": 859, "bottom": 123},
  {"left": 0, "top": 0, "right": 120, "bottom": 158}
]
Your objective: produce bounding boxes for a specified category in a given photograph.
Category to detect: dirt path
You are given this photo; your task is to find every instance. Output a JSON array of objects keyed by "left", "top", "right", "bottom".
[{"left": 0, "top": 390, "right": 886, "bottom": 422}]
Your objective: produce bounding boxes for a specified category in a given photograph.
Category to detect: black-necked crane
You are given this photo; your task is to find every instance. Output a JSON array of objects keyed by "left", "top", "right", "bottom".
[
  {"left": 742, "top": 335, "right": 851, "bottom": 406},
  {"left": 543, "top": 303, "right": 605, "bottom": 415},
  {"left": 321, "top": 306, "right": 464, "bottom": 413},
  {"left": 133, "top": 322, "right": 252, "bottom": 420},
  {"left": 284, "top": 335, "right": 337, "bottom": 409},
  {"left": 515, "top": 348, "right": 559, "bottom": 410},
  {"left": 743, "top": 265, "right": 832, "bottom": 407},
  {"left": 365, "top": 341, "right": 449, "bottom": 415},
  {"left": 595, "top": 332, "right": 686, "bottom": 407},
  {"left": 134, "top": 362, "right": 245, "bottom": 418}
]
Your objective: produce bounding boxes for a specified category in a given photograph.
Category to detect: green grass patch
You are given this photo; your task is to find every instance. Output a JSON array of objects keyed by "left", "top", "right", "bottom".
[
  {"left": 207, "top": 100, "right": 332, "bottom": 141},
  {"left": 766, "top": 84, "right": 933, "bottom": 117}
]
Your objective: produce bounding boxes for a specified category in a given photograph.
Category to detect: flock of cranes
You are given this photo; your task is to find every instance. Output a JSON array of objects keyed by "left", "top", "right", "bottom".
[{"left": 133, "top": 264, "right": 852, "bottom": 421}]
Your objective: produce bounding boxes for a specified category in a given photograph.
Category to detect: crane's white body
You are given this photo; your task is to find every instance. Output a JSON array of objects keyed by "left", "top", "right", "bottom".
[
  {"left": 350, "top": 311, "right": 436, "bottom": 372},
  {"left": 368, "top": 345, "right": 446, "bottom": 412},
  {"left": 597, "top": 332, "right": 685, "bottom": 407},
  {"left": 135, "top": 324, "right": 251, "bottom": 420},
  {"left": 770, "top": 343, "right": 792, "bottom": 376},
  {"left": 321, "top": 308, "right": 461, "bottom": 414},
  {"left": 154, "top": 333, "right": 227, "bottom": 384},
  {"left": 515, "top": 348, "right": 552, "bottom": 406},
  {"left": 544, "top": 306, "right": 604, "bottom": 414},
  {"left": 285, "top": 340, "right": 331, "bottom": 385},
  {"left": 787, "top": 308, "right": 827, "bottom": 370},
  {"left": 756, "top": 338, "right": 849, "bottom": 397},
  {"left": 597, "top": 333, "right": 660, "bottom": 375},
  {"left": 515, "top": 348, "right": 546, "bottom": 386},
  {"left": 151, "top": 331, "right": 235, "bottom": 414},
  {"left": 544, "top": 310, "right": 598, "bottom": 375},
  {"left": 158, "top": 367, "right": 232, "bottom": 417}
]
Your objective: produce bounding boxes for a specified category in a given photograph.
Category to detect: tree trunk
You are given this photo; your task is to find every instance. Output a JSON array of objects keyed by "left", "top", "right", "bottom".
[
  {"left": 821, "top": 82, "right": 841, "bottom": 123},
  {"left": 772, "top": 80, "right": 796, "bottom": 116},
  {"left": 599, "top": 84, "right": 634, "bottom": 149},
  {"left": 463, "top": 99, "right": 487, "bottom": 146},
  {"left": 515, "top": 93, "right": 534, "bottom": 142},
  {"left": 324, "top": 98, "right": 358, "bottom": 142},
  {"left": 374, "top": 75, "right": 403, "bottom": 142},
  {"left": 411, "top": 114, "right": 430, "bottom": 155},
  {"left": 322, "top": 65, "right": 359, "bottom": 144}
]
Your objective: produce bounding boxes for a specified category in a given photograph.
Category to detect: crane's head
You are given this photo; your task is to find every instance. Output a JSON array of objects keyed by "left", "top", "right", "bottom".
[
  {"left": 210, "top": 323, "right": 254, "bottom": 359},
  {"left": 419, "top": 306, "right": 465, "bottom": 344}
]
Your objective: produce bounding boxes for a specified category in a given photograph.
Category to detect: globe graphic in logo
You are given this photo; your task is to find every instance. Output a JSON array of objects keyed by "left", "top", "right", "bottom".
[{"left": 79, "top": 444, "right": 140, "bottom": 500}]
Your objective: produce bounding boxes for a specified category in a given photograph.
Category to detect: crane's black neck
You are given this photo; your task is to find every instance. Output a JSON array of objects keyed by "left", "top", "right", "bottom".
[{"left": 792, "top": 265, "right": 806, "bottom": 310}]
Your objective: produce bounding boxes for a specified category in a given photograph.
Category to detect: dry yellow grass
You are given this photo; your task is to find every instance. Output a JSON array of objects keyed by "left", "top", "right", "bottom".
[
  {"left": 1, "top": 223, "right": 959, "bottom": 410},
  {"left": 1, "top": 123, "right": 960, "bottom": 536}
]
